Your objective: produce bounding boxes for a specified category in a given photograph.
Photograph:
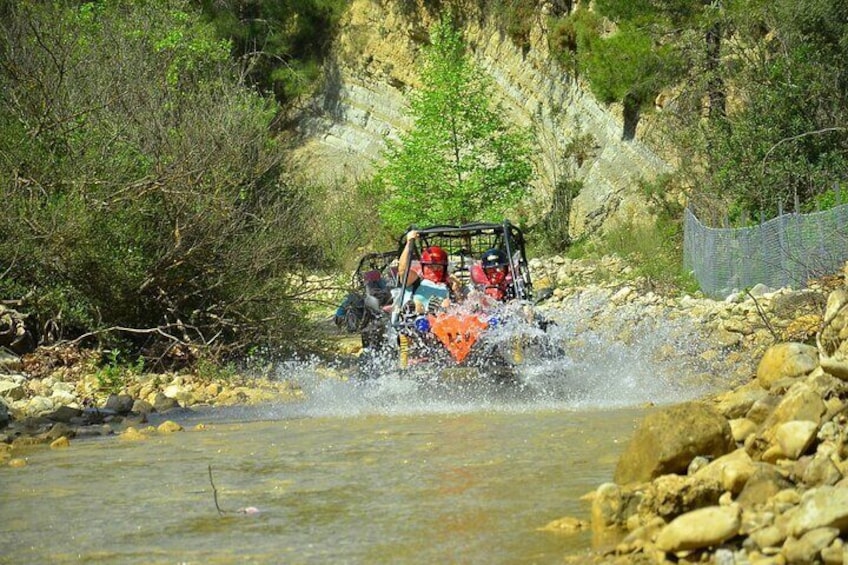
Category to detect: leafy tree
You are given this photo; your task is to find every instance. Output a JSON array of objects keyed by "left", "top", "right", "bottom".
[
  {"left": 682, "top": 0, "right": 848, "bottom": 221},
  {"left": 0, "top": 0, "right": 318, "bottom": 361},
  {"left": 193, "top": 0, "right": 348, "bottom": 103},
  {"left": 371, "top": 16, "right": 534, "bottom": 234}
]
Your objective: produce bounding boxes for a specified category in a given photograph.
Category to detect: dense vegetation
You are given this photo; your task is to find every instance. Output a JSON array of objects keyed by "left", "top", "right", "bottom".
[
  {"left": 547, "top": 0, "right": 848, "bottom": 224},
  {"left": 1, "top": 0, "right": 845, "bottom": 367},
  {"left": 0, "top": 0, "right": 323, "bottom": 363}
]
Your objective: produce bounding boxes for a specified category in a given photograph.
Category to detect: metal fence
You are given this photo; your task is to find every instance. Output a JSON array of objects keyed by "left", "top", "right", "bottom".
[{"left": 683, "top": 205, "right": 848, "bottom": 299}]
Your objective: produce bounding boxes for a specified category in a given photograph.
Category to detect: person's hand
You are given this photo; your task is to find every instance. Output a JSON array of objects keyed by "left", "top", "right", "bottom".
[{"left": 406, "top": 230, "right": 419, "bottom": 243}]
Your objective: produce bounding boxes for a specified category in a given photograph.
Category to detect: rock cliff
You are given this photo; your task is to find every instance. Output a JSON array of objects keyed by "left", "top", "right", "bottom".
[{"left": 288, "top": 0, "right": 670, "bottom": 239}]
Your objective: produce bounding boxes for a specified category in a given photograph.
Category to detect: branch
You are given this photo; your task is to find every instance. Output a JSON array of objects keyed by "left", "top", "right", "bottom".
[
  {"left": 745, "top": 289, "right": 779, "bottom": 343},
  {"left": 60, "top": 323, "right": 204, "bottom": 347},
  {"left": 761, "top": 127, "right": 847, "bottom": 177},
  {"left": 208, "top": 464, "right": 225, "bottom": 515}
]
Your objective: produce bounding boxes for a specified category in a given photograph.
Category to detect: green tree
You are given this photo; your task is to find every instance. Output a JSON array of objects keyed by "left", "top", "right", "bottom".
[
  {"left": 0, "top": 0, "right": 318, "bottom": 360},
  {"left": 194, "top": 0, "right": 348, "bottom": 103},
  {"left": 681, "top": 0, "right": 848, "bottom": 221},
  {"left": 371, "top": 16, "right": 534, "bottom": 234}
]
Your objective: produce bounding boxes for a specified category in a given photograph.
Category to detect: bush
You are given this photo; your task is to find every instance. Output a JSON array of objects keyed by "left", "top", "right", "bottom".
[{"left": 0, "top": 0, "right": 318, "bottom": 359}]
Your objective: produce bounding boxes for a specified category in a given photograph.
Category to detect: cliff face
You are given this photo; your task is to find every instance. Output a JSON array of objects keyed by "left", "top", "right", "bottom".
[{"left": 288, "top": 0, "right": 669, "bottom": 239}]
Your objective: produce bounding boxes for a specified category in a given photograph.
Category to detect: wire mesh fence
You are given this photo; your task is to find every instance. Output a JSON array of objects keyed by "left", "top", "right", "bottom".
[{"left": 684, "top": 205, "right": 848, "bottom": 299}]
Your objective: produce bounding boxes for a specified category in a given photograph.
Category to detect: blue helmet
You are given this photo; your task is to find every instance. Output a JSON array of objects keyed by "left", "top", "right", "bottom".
[{"left": 481, "top": 248, "right": 507, "bottom": 269}]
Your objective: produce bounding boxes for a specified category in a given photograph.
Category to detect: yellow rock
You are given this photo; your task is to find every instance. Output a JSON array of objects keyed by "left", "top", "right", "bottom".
[
  {"left": 120, "top": 427, "right": 147, "bottom": 441},
  {"left": 8, "top": 458, "right": 27, "bottom": 468},
  {"left": 50, "top": 437, "right": 70, "bottom": 449},
  {"left": 538, "top": 516, "right": 589, "bottom": 534},
  {"left": 157, "top": 420, "right": 184, "bottom": 433}
]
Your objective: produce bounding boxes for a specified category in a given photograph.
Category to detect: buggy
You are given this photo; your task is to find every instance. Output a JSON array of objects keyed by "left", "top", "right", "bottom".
[
  {"left": 334, "top": 250, "right": 398, "bottom": 333},
  {"left": 354, "top": 221, "right": 553, "bottom": 380}
]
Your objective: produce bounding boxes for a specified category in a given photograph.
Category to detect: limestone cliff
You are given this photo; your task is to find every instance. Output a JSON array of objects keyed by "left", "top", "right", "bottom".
[{"left": 288, "top": 0, "right": 670, "bottom": 239}]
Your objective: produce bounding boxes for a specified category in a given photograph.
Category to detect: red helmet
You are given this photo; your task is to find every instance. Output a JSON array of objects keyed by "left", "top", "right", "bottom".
[
  {"left": 420, "top": 246, "right": 448, "bottom": 283},
  {"left": 420, "top": 246, "right": 448, "bottom": 266}
]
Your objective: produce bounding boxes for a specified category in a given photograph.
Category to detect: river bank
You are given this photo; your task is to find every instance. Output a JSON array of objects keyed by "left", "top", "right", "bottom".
[{"left": 2, "top": 254, "right": 847, "bottom": 564}]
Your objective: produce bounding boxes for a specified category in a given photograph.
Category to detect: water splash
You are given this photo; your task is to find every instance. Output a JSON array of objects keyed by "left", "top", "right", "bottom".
[{"left": 218, "top": 294, "right": 740, "bottom": 421}]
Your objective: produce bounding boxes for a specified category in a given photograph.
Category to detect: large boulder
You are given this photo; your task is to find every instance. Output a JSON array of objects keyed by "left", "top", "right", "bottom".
[
  {"left": 614, "top": 402, "right": 735, "bottom": 485},
  {"left": 756, "top": 342, "right": 819, "bottom": 390}
]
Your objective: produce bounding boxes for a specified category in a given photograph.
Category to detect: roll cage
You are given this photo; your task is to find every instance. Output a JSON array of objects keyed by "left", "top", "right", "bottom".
[{"left": 393, "top": 221, "right": 534, "bottom": 313}]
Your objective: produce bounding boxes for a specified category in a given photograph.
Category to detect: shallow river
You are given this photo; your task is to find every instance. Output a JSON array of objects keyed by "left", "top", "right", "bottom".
[{"left": 1, "top": 310, "right": 733, "bottom": 564}]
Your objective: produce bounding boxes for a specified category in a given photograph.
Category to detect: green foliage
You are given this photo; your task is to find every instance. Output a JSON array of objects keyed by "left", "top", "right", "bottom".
[
  {"left": 486, "top": 0, "right": 536, "bottom": 49},
  {"left": 582, "top": 25, "right": 678, "bottom": 108},
  {"left": 565, "top": 174, "right": 698, "bottom": 294},
  {"left": 547, "top": 8, "right": 603, "bottom": 76},
  {"left": 0, "top": 0, "right": 316, "bottom": 357},
  {"left": 194, "top": 0, "right": 348, "bottom": 102},
  {"left": 533, "top": 178, "right": 582, "bottom": 255},
  {"left": 195, "top": 355, "right": 238, "bottom": 382},
  {"left": 303, "top": 178, "right": 392, "bottom": 268},
  {"left": 371, "top": 16, "right": 534, "bottom": 234},
  {"left": 96, "top": 350, "right": 144, "bottom": 394},
  {"left": 689, "top": 0, "right": 848, "bottom": 221}
]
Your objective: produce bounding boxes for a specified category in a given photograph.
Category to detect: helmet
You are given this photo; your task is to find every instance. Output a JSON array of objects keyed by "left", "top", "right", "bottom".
[
  {"left": 421, "top": 246, "right": 448, "bottom": 266},
  {"left": 420, "top": 246, "right": 448, "bottom": 283},
  {"left": 481, "top": 249, "right": 507, "bottom": 269}
]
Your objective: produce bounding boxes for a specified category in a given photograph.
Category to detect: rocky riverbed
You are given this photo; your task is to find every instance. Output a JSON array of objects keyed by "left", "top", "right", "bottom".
[
  {"left": 530, "top": 256, "right": 848, "bottom": 564},
  {"left": 3, "top": 255, "right": 848, "bottom": 564}
]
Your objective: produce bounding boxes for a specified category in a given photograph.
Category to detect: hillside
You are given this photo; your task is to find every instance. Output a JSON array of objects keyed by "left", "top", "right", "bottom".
[{"left": 287, "top": 0, "right": 669, "bottom": 240}]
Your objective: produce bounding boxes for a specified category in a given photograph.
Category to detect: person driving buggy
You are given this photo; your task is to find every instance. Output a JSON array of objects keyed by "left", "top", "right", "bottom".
[{"left": 397, "top": 230, "right": 463, "bottom": 314}]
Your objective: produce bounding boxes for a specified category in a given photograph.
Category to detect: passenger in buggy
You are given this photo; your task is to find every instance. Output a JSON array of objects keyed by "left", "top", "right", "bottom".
[
  {"left": 397, "top": 230, "right": 463, "bottom": 314},
  {"left": 470, "top": 248, "right": 515, "bottom": 303}
]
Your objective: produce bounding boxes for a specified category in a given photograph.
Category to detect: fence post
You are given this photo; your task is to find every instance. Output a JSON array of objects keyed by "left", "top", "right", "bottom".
[{"left": 778, "top": 201, "right": 789, "bottom": 288}]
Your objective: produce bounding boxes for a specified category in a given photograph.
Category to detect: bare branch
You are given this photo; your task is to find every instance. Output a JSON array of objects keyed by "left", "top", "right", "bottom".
[{"left": 761, "top": 128, "right": 848, "bottom": 177}]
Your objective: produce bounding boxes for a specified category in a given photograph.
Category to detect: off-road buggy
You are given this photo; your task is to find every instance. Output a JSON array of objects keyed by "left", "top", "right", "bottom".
[
  {"left": 334, "top": 251, "right": 399, "bottom": 333},
  {"left": 352, "top": 221, "right": 555, "bottom": 382}
]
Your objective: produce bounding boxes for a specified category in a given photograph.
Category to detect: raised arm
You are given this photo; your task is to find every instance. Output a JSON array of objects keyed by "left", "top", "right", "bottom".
[{"left": 397, "top": 230, "right": 420, "bottom": 287}]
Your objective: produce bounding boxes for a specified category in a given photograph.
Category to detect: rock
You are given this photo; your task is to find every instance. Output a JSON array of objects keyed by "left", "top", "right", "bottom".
[
  {"left": 152, "top": 392, "right": 180, "bottom": 412},
  {"left": 788, "top": 486, "right": 848, "bottom": 537},
  {"left": 157, "top": 420, "right": 183, "bottom": 433},
  {"left": 746, "top": 394, "right": 782, "bottom": 424},
  {"left": 712, "top": 381, "right": 768, "bottom": 419},
  {"left": 45, "top": 405, "right": 82, "bottom": 424},
  {"left": 538, "top": 516, "right": 588, "bottom": 534},
  {"left": 614, "top": 402, "right": 734, "bottom": 484},
  {"left": 591, "top": 482, "right": 639, "bottom": 529},
  {"left": 736, "top": 464, "right": 793, "bottom": 509},
  {"left": 782, "top": 527, "right": 839, "bottom": 565},
  {"left": 119, "top": 426, "right": 147, "bottom": 441},
  {"left": 0, "top": 379, "right": 25, "bottom": 401},
  {"left": 132, "top": 399, "right": 154, "bottom": 415},
  {"left": 694, "top": 448, "right": 757, "bottom": 494},
  {"left": 50, "top": 436, "right": 70, "bottom": 449},
  {"left": 104, "top": 394, "right": 134, "bottom": 415},
  {"left": 643, "top": 473, "right": 724, "bottom": 519},
  {"left": 762, "top": 383, "right": 827, "bottom": 441},
  {"left": 756, "top": 343, "right": 818, "bottom": 390},
  {"left": 820, "top": 537, "right": 845, "bottom": 565},
  {"left": 729, "top": 418, "right": 758, "bottom": 442},
  {"left": 654, "top": 505, "right": 741, "bottom": 553},
  {"left": 801, "top": 454, "right": 843, "bottom": 487},
  {"left": 0, "top": 347, "right": 22, "bottom": 372},
  {"left": 774, "top": 420, "right": 819, "bottom": 460}
]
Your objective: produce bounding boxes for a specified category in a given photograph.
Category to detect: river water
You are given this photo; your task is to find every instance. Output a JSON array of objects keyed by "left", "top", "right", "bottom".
[{"left": 0, "top": 309, "right": 735, "bottom": 564}]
